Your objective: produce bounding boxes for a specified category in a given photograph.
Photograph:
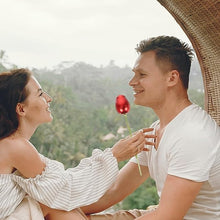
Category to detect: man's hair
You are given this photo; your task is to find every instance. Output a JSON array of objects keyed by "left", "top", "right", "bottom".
[{"left": 135, "top": 36, "right": 194, "bottom": 89}]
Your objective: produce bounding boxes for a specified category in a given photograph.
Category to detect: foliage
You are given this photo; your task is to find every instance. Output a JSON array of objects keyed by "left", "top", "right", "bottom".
[
  {"left": 188, "top": 89, "right": 204, "bottom": 109},
  {"left": 122, "top": 179, "right": 159, "bottom": 210}
]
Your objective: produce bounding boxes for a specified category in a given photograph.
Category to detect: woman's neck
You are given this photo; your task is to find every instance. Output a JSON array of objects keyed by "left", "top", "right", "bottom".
[{"left": 14, "top": 125, "right": 36, "bottom": 140}]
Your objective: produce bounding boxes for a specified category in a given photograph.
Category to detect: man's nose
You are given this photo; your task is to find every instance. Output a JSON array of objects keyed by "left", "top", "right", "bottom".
[{"left": 129, "top": 76, "right": 137, "bottom": 86}]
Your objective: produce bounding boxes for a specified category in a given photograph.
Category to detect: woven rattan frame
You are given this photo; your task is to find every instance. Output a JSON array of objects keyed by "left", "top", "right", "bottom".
[{"left": 157, "top": 0, "right": 220, "bottom": 125}]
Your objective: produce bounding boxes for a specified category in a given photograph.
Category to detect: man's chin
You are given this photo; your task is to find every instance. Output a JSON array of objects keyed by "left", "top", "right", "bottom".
[
  {"left": 133, "top": 99, "right": 148, "bottom": 107},
  {"left": 133, "top": 99, "right": 142, "bottom": 106}
]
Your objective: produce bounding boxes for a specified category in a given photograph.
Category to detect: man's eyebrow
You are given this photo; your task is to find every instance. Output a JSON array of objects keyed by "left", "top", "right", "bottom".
[{"left": 132, "top": 68, "right": 148, "bottom": 73}]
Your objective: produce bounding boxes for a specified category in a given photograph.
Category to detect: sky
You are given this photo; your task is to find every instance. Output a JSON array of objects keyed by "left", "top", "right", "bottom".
[{"left": 0, "top": 0, "right": 190, "bottom": 69}]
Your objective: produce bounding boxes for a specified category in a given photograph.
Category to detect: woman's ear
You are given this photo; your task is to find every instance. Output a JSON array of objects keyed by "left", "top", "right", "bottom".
[
  {"left": 16, "top": 103, "right": 26, "bottom": 116},
  {"left": 167, "top": 70, "right": 180, "bottom": 86}
]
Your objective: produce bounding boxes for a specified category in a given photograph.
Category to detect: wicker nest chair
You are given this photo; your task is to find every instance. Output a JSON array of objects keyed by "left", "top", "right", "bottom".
[{"left": 157, "top": 0, "right": 220, "bottom": 125}]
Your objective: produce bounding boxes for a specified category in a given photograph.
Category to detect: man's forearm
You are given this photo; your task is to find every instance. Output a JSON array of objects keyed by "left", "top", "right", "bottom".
[
  {"left": 82, "top": 163, "right": 149, "bottom": 214},
  {"left": 136, "top": 210, "right": 158, "bottom": 220},
  {"left": 81, "top": 190, "right": 119, "bottom": 214}
]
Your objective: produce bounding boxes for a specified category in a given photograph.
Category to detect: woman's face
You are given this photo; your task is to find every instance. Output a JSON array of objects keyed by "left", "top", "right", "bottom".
[{"left": 21, "top": 76, "right": 53, "bottom": 126}]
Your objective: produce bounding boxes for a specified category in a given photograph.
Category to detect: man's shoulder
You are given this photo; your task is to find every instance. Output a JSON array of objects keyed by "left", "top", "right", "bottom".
[
  {"left": 165, "top": 105, "right": 220, "bottom": 148},
  {"left": 175, "top": 104, "right": 218, "bottom": 132}
]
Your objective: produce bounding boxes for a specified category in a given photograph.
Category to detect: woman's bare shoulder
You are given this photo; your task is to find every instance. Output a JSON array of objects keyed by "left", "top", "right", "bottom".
[
  {"left": 0, "top": 136, "right": 36, "bottom": 155},
  {"left": 0, "top": 137, "right": 34, "bottom": 174},
  {"left": 0, "top": 137, "right": 44, "bottom": 177}
]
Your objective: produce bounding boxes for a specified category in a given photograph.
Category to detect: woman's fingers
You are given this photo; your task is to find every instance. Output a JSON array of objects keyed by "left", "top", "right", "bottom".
[
  {"left": 126, "top": 130, "right": 145, "bottom": 143},
  {"left": 145, "top": 134, "right": 156, "bottom": 138},
  {"left": 142, "top": 128, "right": 154, "bottom": 133},
  {"left": 121, "top": 128, "right": 156, "bottom": 156},
  {"left": 145, "top": 140, "right": 155, "bottom": 146}
]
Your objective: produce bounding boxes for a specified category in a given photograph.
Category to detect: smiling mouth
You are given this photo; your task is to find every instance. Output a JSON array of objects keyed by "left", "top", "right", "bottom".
[{"left": 133, "top": 90, "right": 144, "bottom": 95}]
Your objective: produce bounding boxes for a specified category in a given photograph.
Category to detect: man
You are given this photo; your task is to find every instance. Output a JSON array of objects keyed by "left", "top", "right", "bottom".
[{"left": 82, "top": 36, "right": 220, "bottom": 219}]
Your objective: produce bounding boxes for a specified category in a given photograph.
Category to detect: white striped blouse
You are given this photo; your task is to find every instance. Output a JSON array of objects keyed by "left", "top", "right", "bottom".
[{"left": 0, "top": 148, "right": 119, "bottom": 219}]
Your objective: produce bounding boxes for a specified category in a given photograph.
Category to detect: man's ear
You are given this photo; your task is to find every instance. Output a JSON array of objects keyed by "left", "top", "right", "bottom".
[
  {"left": 167, "top": 70, "right": 180, "bottom": 86},
  {"left": 16, "top": 103, "right": 26, "bottom": 116}
]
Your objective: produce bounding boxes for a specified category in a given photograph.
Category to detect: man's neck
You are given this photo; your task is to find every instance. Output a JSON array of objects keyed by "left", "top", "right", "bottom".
[{"left": 154, "top": 97, "right": 192, "bottom": 129}]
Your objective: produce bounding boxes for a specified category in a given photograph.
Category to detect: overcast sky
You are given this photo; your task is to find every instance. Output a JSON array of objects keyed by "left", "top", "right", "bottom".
[{"left": 0, "top": 0, "right": 190, "bottom": 69}]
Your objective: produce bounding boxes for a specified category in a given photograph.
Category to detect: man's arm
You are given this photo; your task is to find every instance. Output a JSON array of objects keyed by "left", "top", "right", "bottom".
[
  {"left": 136, "top": 174, "right": 203, "bottom": 220},
  {"left": 82, "top": 162, "right": 149, "bottom": 214}
]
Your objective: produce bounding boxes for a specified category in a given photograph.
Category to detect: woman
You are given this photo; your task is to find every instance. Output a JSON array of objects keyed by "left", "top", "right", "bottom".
[{"left": 0, "top": 68, "right": 153, "bottom": 219}]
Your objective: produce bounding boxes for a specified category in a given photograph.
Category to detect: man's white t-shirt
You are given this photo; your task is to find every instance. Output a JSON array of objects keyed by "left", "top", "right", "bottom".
[{"left": 130, "top": 104, "right": 220, "bottom": 219}]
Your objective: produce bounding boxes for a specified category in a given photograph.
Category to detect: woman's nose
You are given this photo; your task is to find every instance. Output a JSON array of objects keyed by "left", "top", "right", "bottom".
[
  {"left": 47, "top": 94, "right": 52, "bottom": 103},
  {"left": 44, "top": 92, "right": 52, "bottom": 102}
]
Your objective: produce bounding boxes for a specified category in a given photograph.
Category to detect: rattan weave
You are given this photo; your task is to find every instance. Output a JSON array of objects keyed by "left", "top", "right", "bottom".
[{"left": 157, "top": 0, "right": 220, "bottom": 125}]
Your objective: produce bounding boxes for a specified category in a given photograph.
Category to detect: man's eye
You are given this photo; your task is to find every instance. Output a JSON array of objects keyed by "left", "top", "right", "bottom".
[{"left": 39, "top": 92, "right": 43, "bottom": 96}]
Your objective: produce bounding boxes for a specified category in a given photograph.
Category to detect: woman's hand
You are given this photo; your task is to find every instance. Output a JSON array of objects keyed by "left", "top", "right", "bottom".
[
  {"left": 143, "top": 128, "right": 157, "bottom": 151},
  {"left": 111, "top": 128, "right": 155, "bottom": 162}
]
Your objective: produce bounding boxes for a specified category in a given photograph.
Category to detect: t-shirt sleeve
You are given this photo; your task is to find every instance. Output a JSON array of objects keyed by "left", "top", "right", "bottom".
[
  {"left": 129, "top": 151, "right": 148, "bottom": 166},
  {"left": 12, "top": 148, "right": 119, "bottom": 211},
  {"left": 167, "top": 130, "right": 218, "bottom": 182}
]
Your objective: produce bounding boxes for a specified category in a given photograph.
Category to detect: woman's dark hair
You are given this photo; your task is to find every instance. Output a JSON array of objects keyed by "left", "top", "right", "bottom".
[
  {"left": 135, "top": 36, "right": 194, "bottom": 89},
  {"left": 0, "top": 68, "right": 32, "bottom": 139}
]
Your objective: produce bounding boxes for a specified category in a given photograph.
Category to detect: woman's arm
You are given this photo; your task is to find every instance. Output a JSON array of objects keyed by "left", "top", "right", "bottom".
[{"left": 11, "top": 131, "right": 149, "bottom": 211}]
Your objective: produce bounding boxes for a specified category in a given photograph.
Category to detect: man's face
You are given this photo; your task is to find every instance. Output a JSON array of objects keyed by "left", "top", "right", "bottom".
[{"left": 129, "top": 51, "right": 168, "bottom": 109}]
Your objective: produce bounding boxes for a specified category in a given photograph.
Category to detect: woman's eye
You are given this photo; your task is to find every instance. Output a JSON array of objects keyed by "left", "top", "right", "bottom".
[{"left": 39, "top": 92, "right": 44, "bottom": 96}]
